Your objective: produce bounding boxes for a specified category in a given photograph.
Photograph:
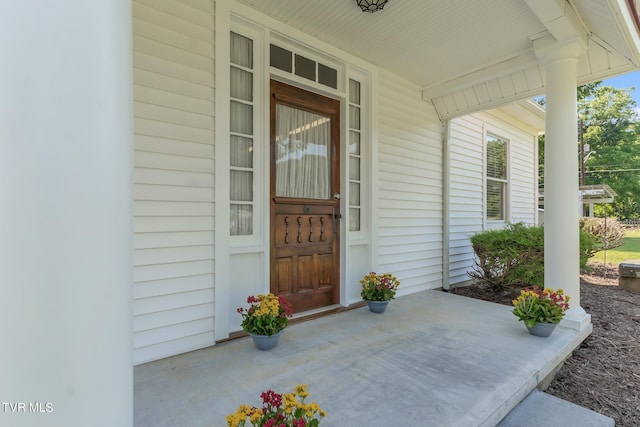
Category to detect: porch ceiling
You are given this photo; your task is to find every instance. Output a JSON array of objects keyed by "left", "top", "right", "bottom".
[{"left": 235, "top": 0, "right": 640, "bottom": 119}]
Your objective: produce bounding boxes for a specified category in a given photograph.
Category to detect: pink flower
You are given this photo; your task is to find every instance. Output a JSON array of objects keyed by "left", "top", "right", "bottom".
[
  {"left": 278, "top": 296, "right": 294, "bottom": 316},
  {"left": 260, "top": 390, "right": 282, "bottom": 408}
]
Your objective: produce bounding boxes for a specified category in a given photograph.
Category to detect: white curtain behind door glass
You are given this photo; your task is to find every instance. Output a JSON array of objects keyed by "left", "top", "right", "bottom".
[{"left": 275, "top": 104, "right": 331, "bottom": 199}]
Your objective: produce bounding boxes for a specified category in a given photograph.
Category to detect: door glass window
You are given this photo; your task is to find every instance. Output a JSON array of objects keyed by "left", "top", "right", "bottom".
[{"left": 275, "top": 104, "right": 331, "bottom": 199}]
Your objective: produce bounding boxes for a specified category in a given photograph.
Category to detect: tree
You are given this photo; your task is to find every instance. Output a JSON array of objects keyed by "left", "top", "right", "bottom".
[
  {"left": 537, "top": 82, "right": 640, "bottom": 220},
  {"left": 580, "top": 86, "right": 640, "bottom": 219}
]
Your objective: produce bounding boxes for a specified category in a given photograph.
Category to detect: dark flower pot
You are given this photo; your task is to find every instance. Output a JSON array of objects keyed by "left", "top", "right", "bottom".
[
  {"left": 525, "top": 322, "right": 557, "bottom": 337},
  {"left": 366, "top": 300, "right": 389, "bottom": 313},
  {"left": 248, "top": 329, "right": 284, "bottom": 350}
]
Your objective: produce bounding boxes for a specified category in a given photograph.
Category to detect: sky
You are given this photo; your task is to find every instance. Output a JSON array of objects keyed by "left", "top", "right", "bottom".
[{"left": 601, "top": 70, "right": 640, "bottom": 115}]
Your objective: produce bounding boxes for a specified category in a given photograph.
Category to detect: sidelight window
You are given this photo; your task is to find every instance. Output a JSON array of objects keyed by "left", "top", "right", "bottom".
[{"left": 230, "top": 32, "right": 255, "bottom": 235}]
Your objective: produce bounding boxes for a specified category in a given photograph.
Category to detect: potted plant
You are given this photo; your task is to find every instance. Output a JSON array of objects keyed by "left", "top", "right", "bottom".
[
  {"left": 226, "top": 384, "right": 326, "bottom": 427},
  {"left": 512, "top": 286, "right": 570, "bottom": 337},
  {"left": 360, "top": 272, "right": 400, "bottom": 313},
  {"left": 237, "top": 293, "right": 293, "bottom": 350}
]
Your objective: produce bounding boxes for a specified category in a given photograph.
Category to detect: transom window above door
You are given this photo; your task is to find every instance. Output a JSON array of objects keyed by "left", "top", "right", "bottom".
[{"left": 270, "top": 43, "right": 339, "bottom": 90}]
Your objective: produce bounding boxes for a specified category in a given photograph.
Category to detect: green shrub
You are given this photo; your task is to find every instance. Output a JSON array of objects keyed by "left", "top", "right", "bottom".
[
  {"left": 579, "top": 229, "right": 596, "bottom": 269},
  {"left": 469, "top": 223, "right": 543, "bottom": 291},
  {"left": 469, "top": 223, "right": 595, "bottom": 291}
]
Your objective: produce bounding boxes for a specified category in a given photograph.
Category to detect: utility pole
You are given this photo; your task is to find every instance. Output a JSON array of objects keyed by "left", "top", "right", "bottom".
[
  {"left": 579, "top": 118, "right": 585, "bottom": 186},
  {"left": 579, "top": 119, "right": 586, "bottom": 216}
]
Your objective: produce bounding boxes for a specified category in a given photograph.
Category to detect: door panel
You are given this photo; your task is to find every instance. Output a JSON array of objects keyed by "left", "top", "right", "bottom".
[{"left": 270, "top": 80, "right": 340, "bottom": 313}]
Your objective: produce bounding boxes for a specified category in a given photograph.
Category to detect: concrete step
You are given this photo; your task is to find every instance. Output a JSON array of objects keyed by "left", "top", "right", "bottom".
[{"left": 498, "top": 389, "right": 615, "bottom": 427}]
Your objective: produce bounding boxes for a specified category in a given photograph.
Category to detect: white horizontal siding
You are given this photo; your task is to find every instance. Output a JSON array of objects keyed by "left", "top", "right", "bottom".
[
  {"left": 134, "top": 260, "right": 214, "bottom": 283},
  {"left": 135, "top": 152, "right": 214, "bottom": 174},
  {"left": 134, "top": 275, "right": 214, "bottom": 299},
  {"left": 447, "top": 108, "right": 538, "bottom": 286},
  {"left": 510, "top": 130, "right": 537, "bottom": 225},
  {"left": 133, "top": 0, "right": 215, "bottom": 365},
  {"left": 448, "top": 114, "right": 484, "bottom": 285},
  {"left": 135, "top": 201, "right": 214, "bottom": 217},
  {"left": 377, "top": 70, "right": 443, "bottom": 294},
  {"left": 135, "top": 319, "right": 214, "bottom": 356},
  {"left": 133, "top": 333, "right": 215, "bottom": 368},
  {"left": 135, "top": 52, "right": 215, "bottom": 87},
  {"left": 135, "top": 231, "right": 215, "bottom": 249},
  {"left": 136, "top": 134, "right": 214, "bottom": 157}
]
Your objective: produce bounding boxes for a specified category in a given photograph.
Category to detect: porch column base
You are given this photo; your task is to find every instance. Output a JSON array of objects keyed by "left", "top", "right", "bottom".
[{"left": 561, "top": 306, "right": 592, "bottom": 332}]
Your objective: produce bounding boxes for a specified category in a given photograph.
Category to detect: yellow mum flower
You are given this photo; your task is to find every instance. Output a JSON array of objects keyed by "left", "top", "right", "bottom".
[
  {"left": 225, "top": 413, "right": 235, "bottom": 427},
  {"left": 238, "top": 404, "right": 252, "bottom": 417},
  {"left": 295, "top": 384, "right": 309, "bottom": 397},
  {"left": 283, "top": 393, "right": 296, "bottom": 413},
  {"left": 249, "top": 408, "right": 262, "bottom": 423},
  {"left": 225, "top": 411, "right": 245, "bottom": 427}
]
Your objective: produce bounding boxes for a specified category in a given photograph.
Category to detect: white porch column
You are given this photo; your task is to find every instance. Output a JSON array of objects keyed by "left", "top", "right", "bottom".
[
  {"left": 0, "top": 1, "right": 133, "bottom": 427},
  {"left": 535, "top": 36, "right": 590, "bottom": 331}
]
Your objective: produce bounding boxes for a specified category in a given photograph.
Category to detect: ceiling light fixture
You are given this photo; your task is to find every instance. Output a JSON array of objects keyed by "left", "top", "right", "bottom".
[{"left": 356, "top": 0, "right": 388, "bottom": 13}]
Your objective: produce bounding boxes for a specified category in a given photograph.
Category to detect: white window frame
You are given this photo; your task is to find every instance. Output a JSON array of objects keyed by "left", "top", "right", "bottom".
[
  {"left": 346, "top": 68, "right": 371, "bottom": 243},
  {"left": 484, "top": 132, "right": 510, "bottom": 226},
  {"left": 228, "top": 19, "right": 266, "bottom": 251}
]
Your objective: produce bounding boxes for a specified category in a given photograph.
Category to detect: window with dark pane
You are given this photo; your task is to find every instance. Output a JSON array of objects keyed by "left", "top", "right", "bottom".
[
  {"left": 294, "top": 54, "right": 316, "bottom": 81},
  {"left": 270, "top": 44, "right": 292, "bottom": 72},
  {"left": 318, "top": 63, "right": 338, "bottom": 89}
]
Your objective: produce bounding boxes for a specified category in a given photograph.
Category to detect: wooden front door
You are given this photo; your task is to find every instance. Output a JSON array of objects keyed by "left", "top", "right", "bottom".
[{"left": 270, "top": 80, "right": 340, "bottom": 313}]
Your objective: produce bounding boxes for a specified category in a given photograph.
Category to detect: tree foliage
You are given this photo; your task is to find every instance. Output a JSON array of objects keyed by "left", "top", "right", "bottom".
[
  {"left": 538, "top": 81, "right": 640, "bottom": 219},
  {"left": 580, "top": 86, "right": 640, "bottom": 219}
]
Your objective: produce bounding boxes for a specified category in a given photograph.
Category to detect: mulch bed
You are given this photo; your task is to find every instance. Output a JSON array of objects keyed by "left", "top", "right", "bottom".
[{"left": 453, "top": 262, "right": 640, "bottom": 426}]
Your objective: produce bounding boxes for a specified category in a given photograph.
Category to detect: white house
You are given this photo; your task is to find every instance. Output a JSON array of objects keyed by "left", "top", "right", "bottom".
[{"left": 3, "top": 1, "right": 639, "bottom": 426}]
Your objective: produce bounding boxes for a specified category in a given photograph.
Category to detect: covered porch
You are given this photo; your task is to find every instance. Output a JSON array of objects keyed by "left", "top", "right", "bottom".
[
  {"left": 4, "top": 1, "right": 640, "bottom": 426},
  {"left": 135, "top": 291, "right": 591, "bottom": 426}
]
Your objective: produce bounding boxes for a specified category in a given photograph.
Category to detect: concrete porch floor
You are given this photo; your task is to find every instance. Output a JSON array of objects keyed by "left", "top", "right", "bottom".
[{"left": 134, "top": 290, "right": 591, "bottom": 427}]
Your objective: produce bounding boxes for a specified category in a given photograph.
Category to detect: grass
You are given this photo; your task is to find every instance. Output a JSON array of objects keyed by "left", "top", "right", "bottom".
[{"left": 590, "top": 229, "right": 640, "bottom": 265}]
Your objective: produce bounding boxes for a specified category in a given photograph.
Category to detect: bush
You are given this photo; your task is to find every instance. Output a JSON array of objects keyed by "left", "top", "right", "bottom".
[
  {"left": 469, "top": 223, "right": 595, "bottom": 291},
  {"left": 579, "top": 217, "right": 625, "bottom": 257},
  {"left": 469, "top": 223, "right": 543, "bottom": 291}
]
